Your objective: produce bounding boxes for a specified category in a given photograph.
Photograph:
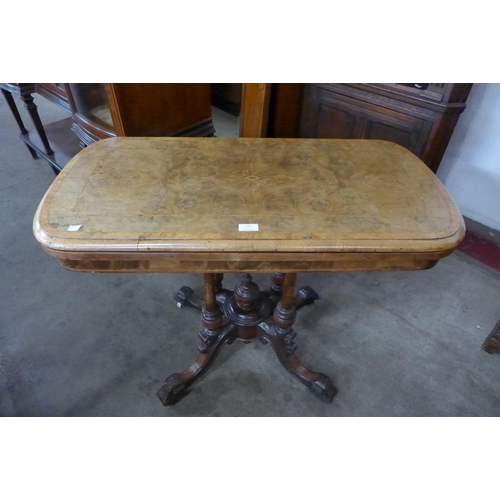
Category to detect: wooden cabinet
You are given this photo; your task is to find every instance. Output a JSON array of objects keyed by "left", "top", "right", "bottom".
[
  {"left": 298, "top": 83, "right": 472, "bottom": 172},
  {"left": 65, "top": 83, "right": 215, "bottom": 147},
  {"left": 36, "top": 84, "right": 70, "bottom": 113}
]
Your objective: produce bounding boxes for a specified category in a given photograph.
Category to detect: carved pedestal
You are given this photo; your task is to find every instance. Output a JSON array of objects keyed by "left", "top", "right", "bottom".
[{"left": 157, "top": 272, "right": 335, "bottom": 406}]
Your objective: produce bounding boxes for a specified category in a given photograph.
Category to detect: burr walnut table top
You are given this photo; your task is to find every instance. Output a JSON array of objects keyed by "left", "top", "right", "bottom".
[{"left": 33, "top": 137, "right": 465, "bottom": 273}]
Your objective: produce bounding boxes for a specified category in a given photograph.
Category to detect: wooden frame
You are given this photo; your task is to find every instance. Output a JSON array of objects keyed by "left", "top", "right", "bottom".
[
  {"left": 105, "top": 84, "right": 125, "bottom": 137},
  {"left": 36, "top": 84, "right": 71, "bottom": 113},
  {"left": 239, "top": 83, "right": 272, "bottom": 137}
]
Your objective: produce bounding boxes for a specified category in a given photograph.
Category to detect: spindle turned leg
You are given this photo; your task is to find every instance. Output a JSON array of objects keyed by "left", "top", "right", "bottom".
[
  {"left": 156, "top": 322, "right": 238, "bottom": 405},
  {"left": 20, "top": 91, "right": 54, "bottom": 156},
  {"left": 173, "top": 273, "right": 230, "bottom": 311},
  {"left": 158, "top": 272, "right": 335, "bottom": 406},
  {"left": 157, "top": 273, "right": 237, "bottom": 405},
  {"left": 2, "top": 88, "right": 38, "bottom": 159},
  {"left": 259, "top": 273, "right": 336, "bottom": 403}
]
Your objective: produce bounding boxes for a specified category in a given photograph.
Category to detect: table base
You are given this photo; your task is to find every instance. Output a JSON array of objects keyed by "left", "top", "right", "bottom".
[{"left": 156, "top": 272, "right": 337, "bottom": 406}]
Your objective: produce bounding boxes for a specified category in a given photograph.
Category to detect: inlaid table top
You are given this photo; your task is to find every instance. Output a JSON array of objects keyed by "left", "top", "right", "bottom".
[{"left": 33, "top": 137, "right": 464, "bottom": 273}]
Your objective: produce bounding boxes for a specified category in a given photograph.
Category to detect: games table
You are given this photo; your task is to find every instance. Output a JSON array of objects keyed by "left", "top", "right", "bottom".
[{"left": 33, "top": 137, "right": 464, "bottom": 405}]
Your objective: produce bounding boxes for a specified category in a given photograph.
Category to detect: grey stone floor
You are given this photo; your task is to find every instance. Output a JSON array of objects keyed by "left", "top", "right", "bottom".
[{"left": 1, "top": 93, "right": 500, "bottom": 417}]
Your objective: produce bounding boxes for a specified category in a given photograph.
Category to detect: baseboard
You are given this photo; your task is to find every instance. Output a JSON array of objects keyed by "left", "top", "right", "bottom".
[{"left": 457, "top": 217, "right": 500, "bottom": 271}]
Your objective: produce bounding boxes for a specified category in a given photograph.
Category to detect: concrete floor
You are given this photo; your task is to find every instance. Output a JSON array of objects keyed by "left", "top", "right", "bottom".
[{"left": 1, "top": 94, "right": 500, "bottom": 417}]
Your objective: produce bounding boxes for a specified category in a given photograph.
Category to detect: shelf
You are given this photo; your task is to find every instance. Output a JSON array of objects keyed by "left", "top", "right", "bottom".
[{"left": 19, "top": 117, "right": 81, "bottom": 172}]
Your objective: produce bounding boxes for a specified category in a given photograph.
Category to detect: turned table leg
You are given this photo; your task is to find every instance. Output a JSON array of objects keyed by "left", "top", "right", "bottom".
[
  {"left": 19, "top": 90, "right": 54, "bottom": 156},
  {"left": 156, "top": 322, "right": 237, "bottom": 405},
  {"left": 157, "top": 273, "right": 237, "bottom": 405},
  {"left": 174, "top": 273, "right": 231, "bottom": 311},
  {"left": 265, "top": 272, "right": 319, "bottom": 312},
  {"left": 270, "top": 272, "right": 285, "bottom": 294},
  {"left": 160, "top": 272, "right": 334, "bottom": 406},
  {"left": 260, "top": 273, "right": 337, "bottom": 403},
  {"left": 2, "top": 88, "right": 38, "bottom": 159}
]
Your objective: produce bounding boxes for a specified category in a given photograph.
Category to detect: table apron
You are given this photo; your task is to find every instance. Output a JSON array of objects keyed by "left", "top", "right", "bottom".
[{"left": 44, "top": 248, "right": 449, "bottom": 273}]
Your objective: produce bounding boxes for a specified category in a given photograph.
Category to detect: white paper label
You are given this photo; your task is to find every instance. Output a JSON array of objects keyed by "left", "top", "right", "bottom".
[
  {"left": 238, "top": 223, "right": 259, "bottom": 232},
  {"left": 67, "top": 224, "right": 82, "bottom": 232}
]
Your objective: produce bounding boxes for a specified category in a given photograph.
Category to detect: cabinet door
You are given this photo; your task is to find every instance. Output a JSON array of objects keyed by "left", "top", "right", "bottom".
[
  {"left": 67, "top": 83, "right": 115, "bottom": 132},
  {"left": 300, "top": 86, "right": 432, "bottom": 156}
]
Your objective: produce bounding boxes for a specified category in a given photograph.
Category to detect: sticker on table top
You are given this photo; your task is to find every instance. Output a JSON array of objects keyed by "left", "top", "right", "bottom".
[
  {"left": 67, "top": 224, "right": 82, "bottom": 232},
  {"left": 238, "top": 223, "right": 259, "bottom": 232}
]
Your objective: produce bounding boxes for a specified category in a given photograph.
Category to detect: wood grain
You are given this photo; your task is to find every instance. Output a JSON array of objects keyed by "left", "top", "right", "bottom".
[
  {"left": 267, "top": 84, "right": 304, "bottom": 138},
  {"left": 44, "top": 250, "right": 442, "bottom": 273},
  {"left": 33, "top": 137, "right": 464, "bottom": 273},
  {"left": 109, "top": 84, "right": 213, "bottom": 137},
  {"left": 239, "top": 84, "right": 272, "bottom": 137}
]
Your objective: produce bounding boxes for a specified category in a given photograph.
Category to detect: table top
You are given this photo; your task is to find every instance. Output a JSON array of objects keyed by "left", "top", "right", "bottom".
[{"left": 34, "top": 137, "right": 464, "bottom": 261}]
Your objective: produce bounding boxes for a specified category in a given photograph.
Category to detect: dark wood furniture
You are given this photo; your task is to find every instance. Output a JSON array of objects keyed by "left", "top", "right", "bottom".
[
  {"left": 298, "top": 84, "right": 472, "bottom": 173},
  {"left": 1, "top": 83, "right": 80, "bottom": 173},
  {"left": 239, "top": 84, "right": 271, "bottom": 137},
  {"left": 483, "top": 320, "right": 500, "bottom": 354},
  {"left": 267, "top": 83, "right": 305, "bottom": 138},
  {"left": 36, "top": 84, "right": 70, "bottom": 113},
  {"left": 33, "top": 137, "right": 464, "bottom": 406},
  {"left": 65, "top": 84, "right": 215, "bottom": 147}
]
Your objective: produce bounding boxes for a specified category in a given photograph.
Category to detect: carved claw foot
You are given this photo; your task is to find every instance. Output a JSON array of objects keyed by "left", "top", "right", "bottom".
[
  {"left": 173, "top": 286, "right": 232, "bottom": 312},
  {"left": 294, "top": 285, "right": 319, "bottom": 310},
  {"left": 156, "top": 323, "right": 237, "bottom": 406},
  {"left": 174, "top": 286, "right": 203, "bottom": 311},
  {"left": 264, "top": 285, "right": 319, "bottom": 313},
  {"left": 258, "top": 322, "right": 337, "bottom": 404},
  {"left": 156, "top": 373, "right": 188, "bottom": 405},
  {"left": 308, "top": 374, "right": 337, "bottom": 403}
]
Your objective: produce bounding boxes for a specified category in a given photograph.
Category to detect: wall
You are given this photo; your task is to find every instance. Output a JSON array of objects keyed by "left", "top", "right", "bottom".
[{"left": 437, "top": 83, "right": 500, "bottom": 231}]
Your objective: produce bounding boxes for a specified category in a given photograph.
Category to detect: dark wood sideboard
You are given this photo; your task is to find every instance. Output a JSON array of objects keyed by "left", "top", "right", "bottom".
[
  {"left": 267, "top": 83, "right": 472, "bottom": 173},
  {"left": 299, "top": 84, "right": 472, "bottom": 173}
]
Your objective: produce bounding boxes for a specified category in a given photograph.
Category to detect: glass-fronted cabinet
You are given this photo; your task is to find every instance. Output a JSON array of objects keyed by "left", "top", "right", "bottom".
[
  {"left": 67, "top": 83, "right": 114, "bottom": 132},
  {"left": 66, "top": 83, "right": 116, "bottom": 146},
  {"left": 65, "top": 83, "right": 215, "bottom": 148}
]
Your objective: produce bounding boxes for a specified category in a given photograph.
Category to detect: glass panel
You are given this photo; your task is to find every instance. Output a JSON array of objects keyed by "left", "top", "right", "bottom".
[{"left": 68, "top": 83, "right": 114, "bottom": 131}]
